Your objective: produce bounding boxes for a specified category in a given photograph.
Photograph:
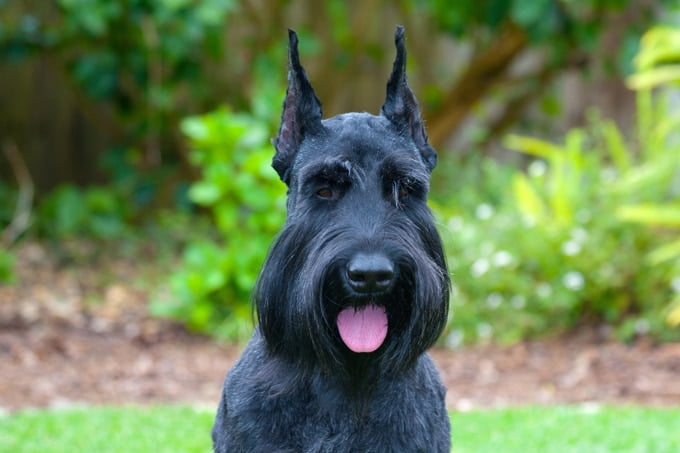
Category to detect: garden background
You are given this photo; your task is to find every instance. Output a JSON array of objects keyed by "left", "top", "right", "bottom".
[{"left": 1, "top": 1, "right": 680, "bottom": 451}]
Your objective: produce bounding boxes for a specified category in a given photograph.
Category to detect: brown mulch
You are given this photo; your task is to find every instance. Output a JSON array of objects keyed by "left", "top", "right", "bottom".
[{"left": 2, "top": 242, "right": 680, "bottom": 413}]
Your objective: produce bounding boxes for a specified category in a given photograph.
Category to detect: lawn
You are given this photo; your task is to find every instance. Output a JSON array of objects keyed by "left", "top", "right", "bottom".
[{"left": 1, "top": 405, "right": 679, "bottom": 452}]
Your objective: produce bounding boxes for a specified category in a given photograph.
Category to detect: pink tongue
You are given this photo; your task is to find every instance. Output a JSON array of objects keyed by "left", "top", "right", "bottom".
[{"left": 336, "top": 305, "right": 388, "bottom": 353}]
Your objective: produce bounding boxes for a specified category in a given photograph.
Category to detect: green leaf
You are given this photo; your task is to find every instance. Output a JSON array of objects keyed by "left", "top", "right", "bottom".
[
  {"left": 600, "top": 120, "right": 630, "bottom": 172},
  {"left": 510, "top": 0, "right": 550, "bottom": 27},
  {"left": 0, "top": 249, "right": 15, "bottom": 283},
  {"left": 504, "top": 134, "right": 562, "bottom": 160},
  {"left": 48, "top": 186, "right": 87, "bottom": 236},
  {"left": 512, "top": 172, "right": 547, "bottom": 224},
  {"left": 214, "top": 204, "right": 238, "bottom": 231},
  {"left": 203, "top": 268, "right": 227, "bottom": 292},
  {"left": 160, "top": 0, "right": 192, "bottom": 11},
  {"left": 188, "top": 181, "right": 222, "bottom": 205},
  {"left": 181, "top": 116, "right": 210, "bottom": 141},
  {"left": 618, "top": 204, "right": 680, "bottom": 227},
  {"left": 89, "top": 215, "right": 125, "bottom": 238},
  {"left": 627, "top": 65, "right": 680, "bottom": 89},
  {"left": 648, "top": 239, "right": 680, "bottom": 264},
  {"left": 634, "top": 26, "right": 680, "bottom": 71}
]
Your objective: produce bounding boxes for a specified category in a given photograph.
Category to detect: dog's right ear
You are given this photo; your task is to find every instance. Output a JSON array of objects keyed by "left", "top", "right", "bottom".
[{"left": 273, "top": 29, "right": 324, "bottom": 185}]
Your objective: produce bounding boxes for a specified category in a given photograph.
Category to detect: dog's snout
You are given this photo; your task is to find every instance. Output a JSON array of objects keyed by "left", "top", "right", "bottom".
[{"left": 346, "top": 253, "right": 395, "bottom": 293}]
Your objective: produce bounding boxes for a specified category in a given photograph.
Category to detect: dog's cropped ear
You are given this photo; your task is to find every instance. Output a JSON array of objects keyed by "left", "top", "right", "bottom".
[
  {"left": 381, "top": 26, "right": 437, "bottom": 171},
  {"left": 273, "top": 29, "right": 324, "bottom": 184}
]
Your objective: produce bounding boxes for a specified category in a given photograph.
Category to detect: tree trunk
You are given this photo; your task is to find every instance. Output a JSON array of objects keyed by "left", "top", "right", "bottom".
[{"left": 425, "top": 24, "right": 527, "bottom": 150}]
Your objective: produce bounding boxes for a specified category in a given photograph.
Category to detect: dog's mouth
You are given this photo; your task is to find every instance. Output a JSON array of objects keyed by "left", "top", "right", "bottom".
[{"left": 336, "top": 304, "right": 388, "bottom": 353}]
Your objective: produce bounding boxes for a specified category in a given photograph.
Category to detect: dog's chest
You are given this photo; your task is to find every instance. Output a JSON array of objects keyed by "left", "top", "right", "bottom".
[{"left": 225, "top": 358, "right": 448, "bottom": 452}]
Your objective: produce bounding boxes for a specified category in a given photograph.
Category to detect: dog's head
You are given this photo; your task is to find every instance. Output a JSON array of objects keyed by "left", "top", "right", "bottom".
[{"left": 255, "top": 27, "right": 449, "bottom": 379}]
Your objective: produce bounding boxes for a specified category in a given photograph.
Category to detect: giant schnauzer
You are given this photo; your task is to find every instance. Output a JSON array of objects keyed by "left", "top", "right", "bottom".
[{"left": 212, "top": 26, "right": 451, "bottom": 452}]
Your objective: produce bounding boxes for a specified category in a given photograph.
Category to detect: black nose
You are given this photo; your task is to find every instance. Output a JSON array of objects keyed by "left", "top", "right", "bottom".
[{"left": 346, "top": 253, "right": 395, "bottom": 293}]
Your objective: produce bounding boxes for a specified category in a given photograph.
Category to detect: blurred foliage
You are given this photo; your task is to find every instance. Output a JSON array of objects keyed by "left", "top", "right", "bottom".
[
  {"left": 412, "top": 0, "right": 674, "bottom": 148},
  {"left": 438, "top": 26, "right": 680, "bottom": 343},
  {"left": 151, "top": 92, "right": 286, "bottom": 340},
  {"left": 0, "top": 0, "right": 673, "bottom": 175},
  {"left": 0, "top": 0, "right": 236, "bottom": 145},
  {"left": 0, "top": 247, "right": 13, "bottom": 283},
  {"left": 31, "top": 143, "right": 186, "bottom": 240},
  {"left": 0, "top": 182, "right": 16, "bottom": 227},
  {"left": 618, "top": 24, "right": 680, "bottom": 329},
  {"left": 36, "top": 184, "right": 132, "bottom": 239},
  {"left": 427, "top": 0, "right": 642, "bottom": 46},
  {"left": 1, "top": 1, "right": 679, "bottom": 344},
  {"left": 627, "top": 25, "right": 680, "bottom": 89}
]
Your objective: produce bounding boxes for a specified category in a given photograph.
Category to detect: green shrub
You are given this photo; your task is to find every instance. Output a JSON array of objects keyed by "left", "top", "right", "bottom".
[
  {"left": 36, "top": 184, "right": 133, "bottom": 239},
  {"left": 438, "top": 23, "right": 680, "bottom": 345},
  {"left": 31, "top": 144, "right": 190, "bottom": 243},
  {"left": 15, "top": 0, "right": 236, "bottom": 144},
  {"left": 152, "top": 106, "right": 286, "bottom": 340},
  {"left": 438, "top": 91, "right": 680, "bottom": 345},
  {"left": 617, "top": 24, "right": 680, "bottom": 331}
]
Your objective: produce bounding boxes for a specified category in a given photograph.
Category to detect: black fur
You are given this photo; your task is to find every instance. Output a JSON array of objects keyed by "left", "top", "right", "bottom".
[{"left": 212, "top": 26, "right": 451, "bottom": 452}]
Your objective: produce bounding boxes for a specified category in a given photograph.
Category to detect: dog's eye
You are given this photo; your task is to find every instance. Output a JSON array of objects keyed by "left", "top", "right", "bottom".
[
  {"left": 316, "top": 188, "right": 334, "bottom": 199},
  {"left": 397, "top": 186, "right": 410, "bottom": 199},
  {"left": 395, "top": 180, "right": 413, "bottom": 201}
]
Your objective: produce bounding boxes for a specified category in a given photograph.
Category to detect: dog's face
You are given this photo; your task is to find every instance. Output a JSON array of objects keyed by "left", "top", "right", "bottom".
[{"left": 255, "top": 27, "right": 449, "bottom": 378}]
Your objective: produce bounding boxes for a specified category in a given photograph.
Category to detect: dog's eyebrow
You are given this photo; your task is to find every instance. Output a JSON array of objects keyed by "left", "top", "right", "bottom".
[
  {"left": 299, "top": 157, "right": 356, "bottom": 186},
  {"left": 380, "top": 155, "right": 429, "bottom": 184}
]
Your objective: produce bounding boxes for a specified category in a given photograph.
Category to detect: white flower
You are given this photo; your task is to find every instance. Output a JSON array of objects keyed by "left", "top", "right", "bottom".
[
  {"left": 671, "top": 277, "right": 680, "bottom": 293},
  {"left": 528, "top": 160, "right": 547, "bottom": 178},
  {"left": 536, "top": 282, "right": 552, "bottom": 298},
  {"left": 570, "top": 227, "right": 588, "bottom": 244},
  {"left": 601, "top": 167, "right": 617, "bottom": 183},
  {"left": 635, "top": 319, "right": 650, "bottom": 335},
  {"left": 475, "top": 203, "right": 494, "bottom": 220},
  {"left": 471, "top": 258, "right": 490, "bottom": 277},
  {"left": 476, "top": 322, "right": 493, "bottom": 339},
  {"left": 561, "top": 240, "right": 581, "bottom": 256},
  {"left": 447, "top": 216, "right": 464, "bottom": 232},
  {"left": 445, "top": 330, "right": 464, "bottom": 348},
  {"left": 563, "top": 271, "right": 585, "bottom": 291},
  {"left": 510, "top": 295, "right": 526, "bottom": 309},
  {"left": 492, "top": 250, "right": 513, "bottom": 267},
  {"left": 486, "top": 293, "right": 503, "bottom": 309}
]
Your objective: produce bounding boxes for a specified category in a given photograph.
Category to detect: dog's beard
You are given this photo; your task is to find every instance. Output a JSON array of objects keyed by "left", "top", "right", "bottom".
[{"left": 255, "top": 215, "right": 449, "bottom": 381}]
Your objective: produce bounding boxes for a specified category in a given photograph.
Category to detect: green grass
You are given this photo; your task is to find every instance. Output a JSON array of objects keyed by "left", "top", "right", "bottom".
[
  {"left": 1, "top": 405, "right": 679, "bottom": 452},
  {"left": 0, "top": 406, "right": 214, "bottom": 453},
  {"left": 452, "top": 405, "right": 680, "bottom": 452}
]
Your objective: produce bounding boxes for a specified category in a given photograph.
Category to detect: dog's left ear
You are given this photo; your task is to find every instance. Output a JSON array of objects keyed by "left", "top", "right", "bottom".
[
  {"left": 273, "top": 29, "right": 324, "bottom": 185},
  {"left": 381, "top": 26, "right": 437, "bottom": 171}
]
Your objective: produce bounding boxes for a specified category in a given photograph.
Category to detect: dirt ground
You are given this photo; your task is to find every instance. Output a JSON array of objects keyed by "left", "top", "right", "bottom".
[{"left": 2, "top": 243, "right": 680, "bottom": 413}]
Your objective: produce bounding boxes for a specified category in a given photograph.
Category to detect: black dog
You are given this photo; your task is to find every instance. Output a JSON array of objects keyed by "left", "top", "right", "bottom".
[{"left": 212, "top": 26, "right": 451, "bottom": 452}]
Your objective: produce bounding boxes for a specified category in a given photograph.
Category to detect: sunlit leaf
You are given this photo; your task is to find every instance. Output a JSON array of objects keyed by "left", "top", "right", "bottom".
[
  {"left": 647, "top": 239, "right": 680, "bottom": 264},
  {"left": 512, "top": 172, "right": 547, "bottom": 224},
  {"left": 634, "top": 26, "right": 680, "bottom": 71},
  {"left": 601, "top": 120, "right": 630, "bottom": 172},
  {"left": 627, "top": 65, "right": 680, "bottom": 89},
  {"left": 667, "top": 299, "right": 680, "bottom": 327},
  {"left": 618, "top": 204, "right": 680, "bottom": 227},
  {"left": 188, "top": 181, "right": 222, "bottom": 205},
  {"left": 504, "top": 134, "right": 562, "bottom": 160}
]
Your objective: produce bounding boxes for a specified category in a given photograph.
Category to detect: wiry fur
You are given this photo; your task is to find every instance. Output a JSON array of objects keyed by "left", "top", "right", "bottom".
[{"left": 212, "top": 26, "right": 451, "bottom": 453}]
